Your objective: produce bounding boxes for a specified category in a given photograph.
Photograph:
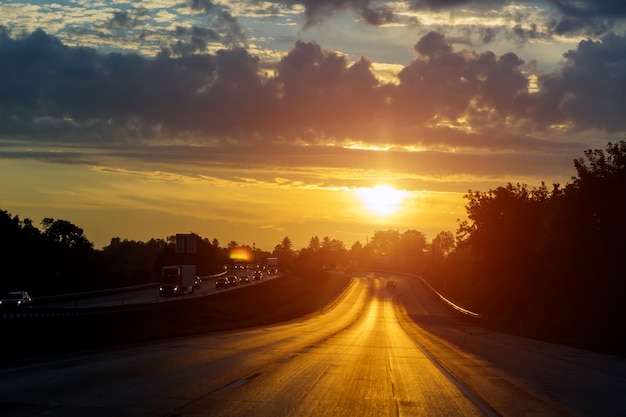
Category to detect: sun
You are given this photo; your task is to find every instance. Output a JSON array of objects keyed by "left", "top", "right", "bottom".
[{"left": 355, "top": 185, "right": 409, "bottom": 216}]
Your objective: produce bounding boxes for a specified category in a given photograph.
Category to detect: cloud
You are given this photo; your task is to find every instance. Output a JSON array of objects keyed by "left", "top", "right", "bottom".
[
  {"left": 541, "top": 0, "right": 626, "bottom": 36},
  {"left": 523, "top": 32, "right": 626, "bottom": 132},
  {"left": 187, "top": 0, "right": 217, "bottom": 13},
  {"left": 106, "top": 8, "right": 149, "bottom": 30},
  {"left": 182, "top": 0, "right": 247, "bottom": 48},
  {"left": 1, "top": 26, "right": 625, "bottom": 164},
  {"left": 167, "top": 26, "right": 219, "bottom": 56},
  {"left": 389, "top": 31, "right": 529, "bottom": 131},
  {"left": 269, "top": 0, "right": 397, "bottom": 27},
  {"left": 548, "top": 0, "right": 626, "bottom": 18},
  {"left": 407, "top": 0, "right": 505, "bottom": 9},
  {"left": 254, "top": 0, "right": 626, "bottom": 37},
  {"left": 414, "top": 31, "right": 452, "bottom": 57}
]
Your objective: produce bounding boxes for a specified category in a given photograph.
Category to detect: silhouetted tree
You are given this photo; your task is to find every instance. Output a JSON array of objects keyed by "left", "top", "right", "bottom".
[
  {"left": 431, "top": 140, "right": 626, "bottom": 354},
  {"left": 41, "top": 218, "right": 93, "bottom": 251},
  {"left": 432, "top": 230, "right": 455, "bottom": 258},
  {"left": 348, "top": 240, "right": 375, "bottom": 268},
  {"left": 273, "top": 236, "right": 296, "bottom": 267},
  {"left": 367, "top": 229, "right": 401, "bottom": 258}
]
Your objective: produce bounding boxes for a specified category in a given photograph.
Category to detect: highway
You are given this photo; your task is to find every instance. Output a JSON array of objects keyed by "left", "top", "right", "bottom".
[
  {"left": 36, "top": 269, "right": 278, "bottom": 308},
  {"left": 1, "top": 271, "right": 625, "bottom": 416}
]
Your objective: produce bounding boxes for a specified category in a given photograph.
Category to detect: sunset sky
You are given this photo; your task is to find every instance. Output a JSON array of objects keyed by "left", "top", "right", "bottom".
[{"left": 1, "top": 0, "right": 625, "bottom": 251}]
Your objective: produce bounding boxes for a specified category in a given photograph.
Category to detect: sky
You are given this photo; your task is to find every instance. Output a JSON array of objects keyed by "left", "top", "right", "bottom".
[{"left": 1, "top": 0, "right": 625, "bottom": 251}]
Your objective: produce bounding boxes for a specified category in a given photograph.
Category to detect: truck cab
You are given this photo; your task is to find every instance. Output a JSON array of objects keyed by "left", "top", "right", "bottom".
[{"left": 159, "top": 265, "right": 197, "bottom": 296}]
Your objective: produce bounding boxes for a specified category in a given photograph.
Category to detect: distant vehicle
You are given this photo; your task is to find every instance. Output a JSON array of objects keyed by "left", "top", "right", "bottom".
[
  {"left": 0, "top": 291, "right": 32, "bottom": 309},
  {"left": 386, "top": 280, "right": 397, "bottom": 289},
  {"left": 215, "top": 277, "right": 230, "bottom": 289},
  {"left": 160, "top": 265, "right": 197, "bottom": 296},
  {"left": 194, "top": 276, "right": 202, "bottom": 290},
  {"left": 344, "top": 260, "right": 357, "bottom": 275},
  {"left": 239, "top": 275, "right": 250, "bottom": 284},
  {"left": 228, "top": 275, "right": 239, "bottom": 287},
  {"left": 265, "top": 257, "right": 278, "bottom": 275},
  {"left": 252, "top": 270, "right": 263, "bottom": 281}
]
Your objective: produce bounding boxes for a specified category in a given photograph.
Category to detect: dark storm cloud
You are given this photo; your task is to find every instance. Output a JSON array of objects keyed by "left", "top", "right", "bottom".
[
  {"left": 407, "top": 0, "right": 626, "bottom": 37},
  {"left": 523, "top": 32, "right": 626, "bottom": 132},
  {"left": 542, "top": 1, "right": 626, "bottom": 46},
  {"left": 390, "top": 31, "right": 528, "bottom": 128},
  {"left": 0, "top": 27, "right": 219, "bottom": 140},
  {"left": 106, "top": 8, "right": 149, "bottom": 30},
  {"left": 167, "top": 26, "right": 219, "bottom": 56},
  {"left": 406, "top": 0, "right": 626, "bottom": 18},
  {"left": 279, "top": 0, "right": 626, "bottom": 38},
  {"left": 109, "top": 11, "right": 133, "bottom": 29},
  {"left": 279, "top": 0, "right": 395, "bottom": 27},
  {"left": 187, "top": 0, "right": 217, "bottom": 13},
  {"left": 548, "top": 0, "right": 626, "bottom": 18},
  {"left": 396, "top": 30, "right": 626, "bottom": 134},
  {"left": 1, "top": 27, "right": 625, "bottom": 155},
  {"left": 511, "top": 23, "right": 542, "bottom": 43},
  {"left": 360, "top": 4, "right": 395, "bottom": 25},
  {"left": 407, "top": 0, "right": 505, "bottom": 9},
  {"left": 183, "top": 0, "right": 247, "bottom": 48},
  {"left": 216, "top": 10, "right": 248, "bottom": 48},
  {"left": 414, "top": 31, "right": 452, "bottom": 57}
]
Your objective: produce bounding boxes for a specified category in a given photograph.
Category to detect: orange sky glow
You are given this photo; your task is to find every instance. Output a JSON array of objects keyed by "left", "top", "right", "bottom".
[{"left": 1, "top": 1, "right": 624, "bottom": 250}]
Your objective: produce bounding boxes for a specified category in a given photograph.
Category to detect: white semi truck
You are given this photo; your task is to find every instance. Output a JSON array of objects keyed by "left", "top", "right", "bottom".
[{"left": 159, "top": 265, "right": 197, "bottom": 296}]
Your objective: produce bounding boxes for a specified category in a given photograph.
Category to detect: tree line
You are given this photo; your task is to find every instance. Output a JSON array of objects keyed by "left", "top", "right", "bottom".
[
  {"left": 0, "top": 210, "right": 434, "bottom": 296},
  {"left": 425, "top": 140, "right": 626, "bottom": 354}
]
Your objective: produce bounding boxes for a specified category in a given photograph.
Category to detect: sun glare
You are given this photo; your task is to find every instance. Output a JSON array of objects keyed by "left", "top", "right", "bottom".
[{"left": 355, "top": 185, "right": 409, "bottom": 216}]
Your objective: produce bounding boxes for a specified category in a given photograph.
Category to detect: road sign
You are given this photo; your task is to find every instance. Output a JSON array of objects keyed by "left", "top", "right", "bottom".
[{"left": 175, "top": 234, "right": 196, "bottom": 254}]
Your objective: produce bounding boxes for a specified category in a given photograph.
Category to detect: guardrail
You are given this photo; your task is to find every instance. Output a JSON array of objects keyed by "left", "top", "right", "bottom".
[
  {"left": 34, "top": 282, "right": 159, "bottom": 303},
  {"left": 1, "top": 272, "right": 229, "bottom": 320},
  {"left": 30, "top": 271, "right": 227, "bottom": 302},
  {"left": 1, "top": 303, "right": 153, "bottom": 320},
  {"left": 415, "top": 275, "right": 484, "bottom": 320},
  {"left": 372, "top": 269, "right": 485, "bottom": 320}
]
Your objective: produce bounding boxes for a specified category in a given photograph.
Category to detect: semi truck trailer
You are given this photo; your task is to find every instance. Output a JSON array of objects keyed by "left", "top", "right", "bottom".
[
  {"left": 159, "top": 265, "right": 197, "bottom": 296},
  {"left": 265, "top": 257, "right": 278, "bottom": 275}
]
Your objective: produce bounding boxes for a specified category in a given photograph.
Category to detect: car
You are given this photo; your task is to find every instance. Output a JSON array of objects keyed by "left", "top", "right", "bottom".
[
  {"left": 239, "top": 275, "right": 250, "bottom": 284},
  {"left": 228, "top": 275, "right": 239, "bottom": 287},
  {"left": 252, "top": 270, "right": 263, "bottom": 281},
  {"left": 215, "top": 277, "right": 230, "bottom": 289},
  {"left": 0, "top": 291, "right": 32, "bottom": 309},
  {"left": 386, "top": 280, "right": 397, "bottom": 289},
  {"left": 194, "top": 276, "right": 202, "bottom": 290}
]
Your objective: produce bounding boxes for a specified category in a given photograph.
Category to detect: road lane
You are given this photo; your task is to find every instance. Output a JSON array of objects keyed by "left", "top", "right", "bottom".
[
  {"left": 182, "top": 277, "right": 484, "bottom": 417},
  {"left": 0, "top": 275, "right": 368, "bottom": 416},
  {"left": 384, "top": 271, "right": 626, "bottom": 417}
]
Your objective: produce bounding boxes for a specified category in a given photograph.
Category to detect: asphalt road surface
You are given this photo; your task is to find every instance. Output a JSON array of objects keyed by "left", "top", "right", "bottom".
[{"left": 1, "top": 272, "right": 625, "bottom": 416}]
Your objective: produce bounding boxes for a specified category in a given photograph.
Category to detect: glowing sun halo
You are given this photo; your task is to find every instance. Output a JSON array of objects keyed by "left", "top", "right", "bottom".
[{"left": 355, "top": 185, "right": 409, "bottom": 216}]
